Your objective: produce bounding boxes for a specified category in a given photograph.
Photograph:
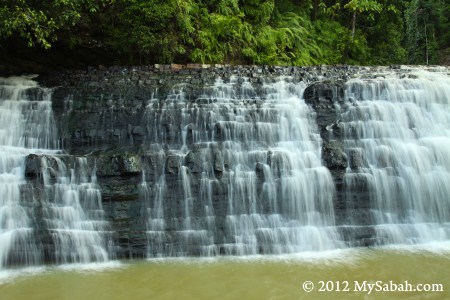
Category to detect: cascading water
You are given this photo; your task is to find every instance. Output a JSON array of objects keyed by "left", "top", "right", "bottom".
[
  {"left": 0, "top": 77, "right": 110, "bottom": 269},
  {"left": 41, "top": 156, "right": 110, "bottom": 264},
  {"left": 0, "top": 76, "right": 52, "bottom": 268},
  {"left": 3, "top": 66, "right": 449, "bottom": 266},
  {"left": 141, "top": 76, "right": 343, "bottom": 257},
  {"left": 341, "top": 69, "right": 450, "bottom": 245}
]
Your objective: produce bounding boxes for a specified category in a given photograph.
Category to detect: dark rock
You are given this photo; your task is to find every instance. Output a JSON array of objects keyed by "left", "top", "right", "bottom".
[
  {"left": 348, "top": 149, "right": 365, "bottom": 170},
  {"left": 303, "top": 81, "right": 345, "bottom": 105},
  {"left": 303, "top": 81, "right": 346, "bottom": 141},
  {"left": 132, "top": 126, "right": 145, "bottom": 136},
  {"left": 166, "top": 155, "right": 180, "bottom": 174},
  {"left": 255, "top": 162, "right": 265, "bottom": 180},
  {"left": 213, "top": 149, "right": 224, "bottom": 174},
  {"left": 185, "top": 150, "right": 203, "bottom": 173},
  {"left": 119, "top": 155, "right": 142, "bottom": 175},
  {"left": 322, "top": 140, "right": 347, "bottom": 169},
  {"left": 96, "top": 155, "right": 121, "bottom": 176},
  {"left": 25, "top": 154, "right": 41, "bottom": 177}
]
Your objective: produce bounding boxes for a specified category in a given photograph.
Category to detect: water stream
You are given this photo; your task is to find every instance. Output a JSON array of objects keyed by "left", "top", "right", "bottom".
[
  {"left": 142, "top": 77, "right": 343, "bottom": 257},
  {"left": 341, "top": 70, "right": 450, "bottom": 245},
  {"left": 0, "top": 77, "right": 110, "bottom": 269}
]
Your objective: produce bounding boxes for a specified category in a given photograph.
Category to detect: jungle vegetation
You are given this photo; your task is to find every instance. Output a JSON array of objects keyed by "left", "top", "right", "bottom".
[{"left": 1, "top": 0, "right": 449, "bottom": 66}]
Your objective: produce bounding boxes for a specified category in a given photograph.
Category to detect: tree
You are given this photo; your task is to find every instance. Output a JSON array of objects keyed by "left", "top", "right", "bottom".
[
  {"left": 405, "top": 0, "right": 449, "bottom": 64},
  {"left": 343, "top": 0, "right": 382, "bottom": 39},
  {"left": 361, "top": 0, "right": 407, "bottom": 64},
  {"left": 1, "top": 0, "right": 447, "bottom": 67},
  {"left": 0, "top": 0, "right": 112, "bottom": 49}
]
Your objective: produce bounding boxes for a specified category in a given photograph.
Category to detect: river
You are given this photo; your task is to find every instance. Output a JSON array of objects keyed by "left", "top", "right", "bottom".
[{"left": 1, "top": 246, "right": 449, "bottom": 299}]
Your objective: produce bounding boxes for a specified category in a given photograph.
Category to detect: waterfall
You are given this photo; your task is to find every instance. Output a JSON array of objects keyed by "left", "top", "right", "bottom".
[
  {"left": 3, "top": 66, "right": 449, "bottom": 265},
  {"left": 142, "top": 76, "right": 343, "bottom": 257},
  {"left": 341, "top": 69, "right": 450, "bottom": 245},
  {"left": 41, "top": 156, "right": 110, "bottom": 264},
  {"left": 0, "top": 76, "right": 53, "bottom": 268},
  {"left": 0, "top": 77, "right": 110, "bottom": 269}
]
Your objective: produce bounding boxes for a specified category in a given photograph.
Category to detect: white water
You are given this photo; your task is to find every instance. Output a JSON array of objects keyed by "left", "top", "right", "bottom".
[
  {"left": 0, "top": 77, "right": 110, "bottom": 269},
  {"left": 142, "top": 76, "right": 343, "bottom": 257},
  {"left": 341, "top": 69, "right": 450, "bottom": 245},
  {"left": 0, "top": 77, "right": 53, "bottom": 268},
  {"left": 41, "top": 156, "right": 110, "bottom": 263},
  {"left": 3, "top": 68, "right": 450, "bottom": 268}
]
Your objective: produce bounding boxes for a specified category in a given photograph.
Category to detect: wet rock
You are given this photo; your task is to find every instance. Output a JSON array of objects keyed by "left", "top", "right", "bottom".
[
  {"left": 166, "top": 155, "right": 180, "bottom": 174},
  {"left": 322, "top": 140, "right": 347, "bottom": 169},
  {"left": 185, "top": 149, "right": 203, "bottom": 173},
  {"left": 25, "top": 154, "right": 73, "bottom": 180},
  {"left": 132, "top": 126, "right": 145, "bottom": 136},
  {"left": 95, "top": 155, "right": 121, "bottom": 176},
  {"left": 95, "top": 154, "right": 142, "bottom": 176},
  {"left": 255, "top": 162, "right": 265, "bottom": 180},
  {"left": 348, "top": 149, "right": 365, "bottom": 170},
  {"left": 25, "top": 154, "right": 42, "bottom": 177},
  {"left": 120, "top": 155, "right": 142, "bottom": 175},
  {"left": 303, "top": 81, "right": 346, "bottom": 141},
  {"left": 213, "top": 149, "right": 224, "bottom": 174}
]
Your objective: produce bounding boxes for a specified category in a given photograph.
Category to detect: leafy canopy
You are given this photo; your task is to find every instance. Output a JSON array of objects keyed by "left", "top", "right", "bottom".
[{"left": 1, "top": 0, "right": 447, "bottom": 65}]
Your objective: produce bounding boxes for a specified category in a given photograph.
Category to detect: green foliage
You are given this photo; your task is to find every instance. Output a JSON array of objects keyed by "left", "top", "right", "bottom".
[
  {"left": 109, "top": 0, "right": 182, "bottom": 63},
  {"left": 0, "top": 0, "right": 112, "bottom": 49},
  {"left": 190, "top": 13, "right": 251, "bottom": 63},
  {"left": 405, "top": 0, "right": 448, "bottom": 64},
  {"left": 344, "top": 0, "right": 382, "bottom": 16},
  {"left": 312, "top": 20, "right": 350, "bottom": 64},
  {"left": 240, "top": 0, "right": 275, "bottom": 25},
  {"left": 1, "top": 0, "right": 448, "bottom": 66},
  {"left": 214, "top": 0, "right": 240, "bottom": 16},
  {"left": 365, "top": 1, "right": 406, "bottom": 64},
  {"left": 243, "top": 12, "right": 320, "bottom": 65},
  {"left": 0, "top": 4, "right": 57, "bottom": 49}
]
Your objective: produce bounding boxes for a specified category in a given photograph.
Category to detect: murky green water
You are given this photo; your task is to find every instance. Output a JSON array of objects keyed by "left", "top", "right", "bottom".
[{"left": 1, "top": 247, "right": 449, "bottom": 300}]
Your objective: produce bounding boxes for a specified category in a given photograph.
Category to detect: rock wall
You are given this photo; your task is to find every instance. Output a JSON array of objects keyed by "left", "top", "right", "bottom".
[{"left": 32, "top": 64, "right": 403, "bottom": 258}]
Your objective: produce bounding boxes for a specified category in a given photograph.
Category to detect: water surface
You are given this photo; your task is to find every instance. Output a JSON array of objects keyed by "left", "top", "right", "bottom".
[{"left": 1, "top": 247, "right": 448, "bottom": 299}]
